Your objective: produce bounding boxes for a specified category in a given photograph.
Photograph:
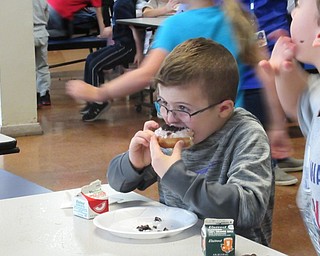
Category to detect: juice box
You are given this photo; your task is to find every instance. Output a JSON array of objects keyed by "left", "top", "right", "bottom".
[
  {"left": 201, "top": 218, "right": 235, "bottom": 256},
  {"left": 73, "top": 180, "right": 109, "bottom": 219}
]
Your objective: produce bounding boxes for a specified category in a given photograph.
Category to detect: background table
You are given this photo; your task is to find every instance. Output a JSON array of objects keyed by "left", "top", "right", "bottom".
[
  {"left": 0, "top": 169, "right": 51, "bottom": 199},
  {"left": 116, "top": 16, "right": 167, "bottom": 29},
  {"left": 116, "top": 16, "right": 166, "bottom": 116},
  {"left": 0, "top": 184, "right": 287, "bottom": 256}
]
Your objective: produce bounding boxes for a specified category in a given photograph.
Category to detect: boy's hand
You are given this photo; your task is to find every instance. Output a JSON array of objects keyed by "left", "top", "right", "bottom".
[
  {"left": 66, "top": 80, "right": 99, "bottom": 102},
  {"left": 267, "top": 29, "right": 289, "bottom": 42},
  {"left": 98, "top": 26, "right": 112, "bottom": 39},
  {"left": 259, "top": 36, "right": 296, "bottom": 79},
  {"left": 133, "top": 51, "right": 144, "bottom": 67},
  {"left": 128, "top": 121, "right": 159, "bottom": 171},
  {"left": 258, "top": 36, "right": 298, "bottom": 93},
  {"left": 258, "top": 59, "right": 276, "bottom": 86},
  {"left": 166, "top": 0, "right": 180, "bottom": 12},
  {"left": 267, "top": 129, "right": 292, "bottom": 159},
  {"left": 149, "top": 135, "right": 184, "bottom": 178},
  {"left": 269, "top": 36, "right": 296, "bottom": 73}
]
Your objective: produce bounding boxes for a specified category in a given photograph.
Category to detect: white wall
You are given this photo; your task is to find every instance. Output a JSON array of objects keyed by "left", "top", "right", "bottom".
[{"left": 0, "top": 0, "right": 42, "bottom": 137}]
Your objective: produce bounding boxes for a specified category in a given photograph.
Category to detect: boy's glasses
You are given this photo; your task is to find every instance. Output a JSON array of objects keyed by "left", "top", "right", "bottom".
[{"left": 154, "top": 99, "right": 223, "bottom": 122}]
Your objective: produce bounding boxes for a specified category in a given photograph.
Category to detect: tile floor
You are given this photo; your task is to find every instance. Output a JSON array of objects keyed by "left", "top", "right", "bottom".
[{"left": 0, "top": 50, "right": 316, "bottom": 255}]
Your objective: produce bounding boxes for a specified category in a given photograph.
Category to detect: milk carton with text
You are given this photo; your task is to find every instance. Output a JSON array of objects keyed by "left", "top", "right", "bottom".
[
  {"left": 201, "top": 218, "right": 235, "bottom": 256},
  {"left": 73, "top": 180, "right": 109, "bottom": 219}
]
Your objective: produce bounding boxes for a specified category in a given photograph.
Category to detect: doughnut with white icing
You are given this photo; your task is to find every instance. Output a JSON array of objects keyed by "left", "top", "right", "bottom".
[{"left": 154, "top": 125, "right": 194, "bottom": 148}]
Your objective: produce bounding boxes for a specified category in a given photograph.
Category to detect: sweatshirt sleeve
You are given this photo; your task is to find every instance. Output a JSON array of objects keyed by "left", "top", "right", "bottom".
[{"left": 107, "top": 152, "right": 158, "bottom": 192}]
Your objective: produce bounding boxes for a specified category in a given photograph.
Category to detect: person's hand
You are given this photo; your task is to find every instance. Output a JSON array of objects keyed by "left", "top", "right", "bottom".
[
  {"left": 149, "top": 134, "right": 184, "bottom": 178},
  {"left": 267, "top": 128, "right": 292, "bottom": 159},
  {"left": 267, "top": 29, "right": 289, "bottom": 42},
  {"left": 258, "top": 36, "right": 296, "bottom": 82},
  {"left": 98, "top": 26, "right": 112, "bottom": 39},
  {"left": 128, "top": 121, "right": 160, "bottom": 171},
  {"left": 133, "top": 51, "right": 144, "bottom": 67},
  {"left": 165, "top": 0, "right": 180, "bottom": 12},
  {"left": 258, "top": 59, "right": 276, "bottom": 85},
  {"left": 65, "top": 80, "right": 98, "bottom": 102},
  {"left": 269, "top": 36, "right": 296, "bottom": 73}
]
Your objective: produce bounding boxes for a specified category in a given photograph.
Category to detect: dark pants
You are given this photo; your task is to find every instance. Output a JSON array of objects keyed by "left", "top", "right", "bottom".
[
  {"left": 241, "top": 88, "right": 268, "bottom": 129},
  {"left": 47, "top": 6, "right": 98, "bottom": 38},
  {"left": 73, "top": 8, "right": 98, "bottom": 33},
  {"left": 102, "top": 0, "right": 114, "bottom": 27},
  {"left": 84, "top": 42, "right": 136, "bottom": 87}
]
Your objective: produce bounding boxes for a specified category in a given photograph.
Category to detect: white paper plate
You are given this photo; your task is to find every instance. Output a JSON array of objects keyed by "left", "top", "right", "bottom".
[{"left": 93, "top": 206, "right": 198, "bottom": 239}]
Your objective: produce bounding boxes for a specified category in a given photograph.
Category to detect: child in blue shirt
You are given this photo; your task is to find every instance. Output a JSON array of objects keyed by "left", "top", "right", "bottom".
[{"left": 66, "top": 0, "right": 261, "bottom": 122}]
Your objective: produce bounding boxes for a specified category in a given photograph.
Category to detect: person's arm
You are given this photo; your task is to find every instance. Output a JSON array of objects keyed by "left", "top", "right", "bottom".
[
  {"left": 258, "top": 58, "right": 307, "bottom": 158},
  {"left": 95, "top": 7, "right": 112, "bottom": 38},
  {"left": 107, "top": 152, "right": 158, "bottom": 192},
  {"left": 256, "top": 48, "right": 292, "bottom": 159},
  {"left": 142, "top": 0, "right": 179, "bottom": 17},
  {"left": 66, "top": 48, "right": 167, "bottom": 102},
  {"left": 260, "top": 72, "right": 293, "bottom": 159},
  {"left": 130, "top": 25, "right": 144, "bottom": 66},
  {"left": 259, "top": 36, "right": 309, "bottom": 121},
  {"left": 274, "top": 62, "right": 308, "bottom": 120}
]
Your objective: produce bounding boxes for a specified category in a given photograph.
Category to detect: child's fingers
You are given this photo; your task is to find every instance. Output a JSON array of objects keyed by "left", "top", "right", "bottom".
[
  {"left": 131, "top": 130, "right": 154, "bottom": 148},
  {"left": 258, "top": 60, "right": 272, "bottom": 71},
  {"left": 280, "top": 60, "right": 294, "bottom": 72},
  {"left": 171, "top": 140, "right": 184, "bottom": 158},
  {"left": 143, "top": 120, "right": 160, "bottom": 131},
  {"left": 258, "top": 60, "right": 275, "bottom": 77},
  {"left": 267, "top": 29, "right": 289, "bottom": 41},
  {"left": 149, "top": 135, "right": 162, "bottom": 157},
  {"left": 257, "top": 60, "right": 278, "bottom": 89}
]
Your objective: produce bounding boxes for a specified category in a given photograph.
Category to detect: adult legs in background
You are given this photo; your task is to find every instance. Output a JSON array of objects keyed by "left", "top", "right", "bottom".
[{"left": 34, "top": 36, "right": 51, "bottom": 107}]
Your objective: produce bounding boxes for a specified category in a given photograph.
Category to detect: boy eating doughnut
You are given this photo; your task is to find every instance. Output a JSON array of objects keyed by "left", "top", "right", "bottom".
[{"left": 107, "top": 38, "right": 274, "bottom": 246}]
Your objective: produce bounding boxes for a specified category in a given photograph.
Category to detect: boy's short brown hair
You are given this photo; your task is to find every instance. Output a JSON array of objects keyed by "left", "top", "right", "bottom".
[{"left": 154, "top": 38, "right": 239, "bottom": 103}]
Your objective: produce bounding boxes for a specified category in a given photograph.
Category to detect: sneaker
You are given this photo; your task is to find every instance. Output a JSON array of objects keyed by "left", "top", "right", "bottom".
[
  {"left": 80, "top": 103, "right": 92, "bottom": 115},
  {"left": 277, "top": 157, "right": 303, "bottom": 172},
  {"left": 82, "top": 102, "right": 110, "bottom": 122},
  {"left": 37, "top": 93, "right": 42, "bottom": 108},
  {"left": 274, "top": 166, "right": 298, "bottom": 186},
  {"left": 40, "top": 90, "right": 51, "bottom": 106}
]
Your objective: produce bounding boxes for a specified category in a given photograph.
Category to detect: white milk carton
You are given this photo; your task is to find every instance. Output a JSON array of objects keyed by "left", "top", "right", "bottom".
[
  {"left": 73, "top": 180, "right": 109, "bottom": 219},
  {"left": 201, "top": 218, "right": 235, "bottom": 256}
]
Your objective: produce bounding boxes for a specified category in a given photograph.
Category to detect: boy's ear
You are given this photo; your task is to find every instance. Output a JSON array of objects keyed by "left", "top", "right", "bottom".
[{"left": 218, "top": 100, "right": 234, "bottom": 118}]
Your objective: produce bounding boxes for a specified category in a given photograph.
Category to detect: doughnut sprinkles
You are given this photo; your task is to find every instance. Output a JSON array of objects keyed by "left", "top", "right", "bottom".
[{"left": 155, "top": 124, "right": 194, "bottom": 148}]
